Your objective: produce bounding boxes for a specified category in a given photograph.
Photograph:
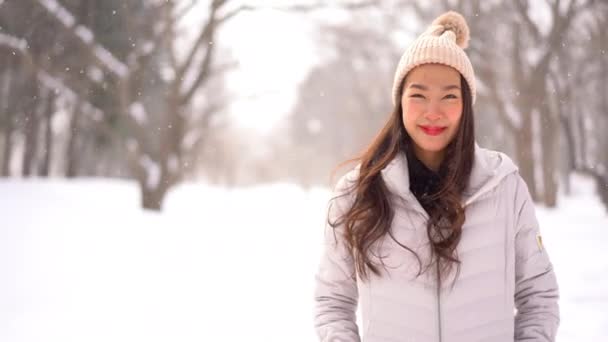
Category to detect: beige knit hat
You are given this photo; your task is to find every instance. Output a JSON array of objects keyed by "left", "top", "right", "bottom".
[{"left": 392, "top": 11, "right": 476, "bottom": 106}]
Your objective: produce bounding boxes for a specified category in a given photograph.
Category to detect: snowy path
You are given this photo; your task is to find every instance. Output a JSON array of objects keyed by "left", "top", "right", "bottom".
[{"left": 0, "top": 176, "right": 606, "bottom": 341}]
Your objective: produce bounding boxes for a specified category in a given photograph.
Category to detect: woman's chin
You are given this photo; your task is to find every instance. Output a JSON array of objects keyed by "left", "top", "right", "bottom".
[{"left": 413, "top": 139, "right": 449, "bottom": 153}]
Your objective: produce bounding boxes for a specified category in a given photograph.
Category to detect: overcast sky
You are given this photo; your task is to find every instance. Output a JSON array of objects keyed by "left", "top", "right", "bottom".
[{"left": 179, "top": 1, "right": 360, "bottom": 135}]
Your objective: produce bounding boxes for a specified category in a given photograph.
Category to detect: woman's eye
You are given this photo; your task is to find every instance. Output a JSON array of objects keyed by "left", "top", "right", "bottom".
[
  {"left": 444, "top": 94, "right": 458, "bottom": 99},
  {"left": 410, "top": 94, "right": 425, "bottom": 98}
]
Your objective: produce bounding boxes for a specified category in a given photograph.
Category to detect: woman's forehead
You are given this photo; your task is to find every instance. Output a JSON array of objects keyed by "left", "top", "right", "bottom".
[{"left": 405, "top": 64, "right": 461, "bottom": 87}]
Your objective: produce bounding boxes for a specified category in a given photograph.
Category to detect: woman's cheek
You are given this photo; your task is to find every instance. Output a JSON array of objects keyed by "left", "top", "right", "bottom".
[
  {"left": 444, "top": 103, "right": 463, "bottom": 121},
  {"left": 403, "top": 100, "right": 424, "bottom": 115}
]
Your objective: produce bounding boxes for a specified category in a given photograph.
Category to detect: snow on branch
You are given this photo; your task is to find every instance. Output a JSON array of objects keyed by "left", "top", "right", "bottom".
[
  {"left": 129, "top": 102, "right": 148, "bottom": 125},
  {"left": 0, "top": 32, "right": 27, "bottom": 51},
  {"left": 38, "top": 72, "right": 103, "bottom": 120},
  {"left": 139, "top": 154, "right": 161, "bottom": 190},
  {"left": 0, "top": 32, "right": 103, "bottom": 119},
  {"left": 37, "top": 0, "right": 129, "bottom": 78},
  {"left": 37, "top": 0, "right": 75, "bottom": 26}
]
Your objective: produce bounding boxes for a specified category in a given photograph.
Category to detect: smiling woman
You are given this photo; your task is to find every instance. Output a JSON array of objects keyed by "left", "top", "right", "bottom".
[
  {"left": 313, "top": 11, "right": 559, "bottom": 342},
  {"left": 400, "top": 64, "right": 464, "bottom": 172}
]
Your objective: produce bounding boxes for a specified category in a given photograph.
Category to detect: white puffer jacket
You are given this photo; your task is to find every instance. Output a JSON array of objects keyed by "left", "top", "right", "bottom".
[{"left": 313, "top": 144, "right": 559, "bottom": 342}]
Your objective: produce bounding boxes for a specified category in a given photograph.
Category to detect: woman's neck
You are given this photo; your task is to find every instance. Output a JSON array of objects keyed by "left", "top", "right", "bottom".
[{"left": 412, "top": 146, "right": 444, "bottom": 172}]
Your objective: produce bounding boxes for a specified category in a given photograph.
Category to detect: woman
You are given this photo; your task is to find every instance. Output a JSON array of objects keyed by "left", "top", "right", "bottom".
[{"left": 313, "top": 11, "right": 559, "bottom": 342}]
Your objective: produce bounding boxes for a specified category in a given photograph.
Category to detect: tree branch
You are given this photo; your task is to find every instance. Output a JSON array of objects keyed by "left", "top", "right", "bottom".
[
  {"left": 278, "top": 0, "right": 377, "bottom": 12},
  {"left": 174, "top": 1, "right": 222, "bottom": 84},
  {"left": 513, "top": 0, "right": 542, "bottom": 43},
  {"left": 0, "top": 32, "right": 102, "bottom": 116},
  {"left": 35, "top": 0, "right": 129, "bottom": 78},
  {"left": 218, "top": 0, "right": 377, "bottom": 23},
  {"left": 180, "top": 59, "right": 237, "bottom": 105},
  {"left": 175, "top": 0, "right": 197, "bottom": 22},
  {"left": 475, "top": 62, "right": 518, "bottom": 133}
]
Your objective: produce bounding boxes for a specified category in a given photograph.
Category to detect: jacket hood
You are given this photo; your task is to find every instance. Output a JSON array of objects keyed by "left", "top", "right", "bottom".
[{"left": 380, "top": 142, "right": 519, "bottom": 209}]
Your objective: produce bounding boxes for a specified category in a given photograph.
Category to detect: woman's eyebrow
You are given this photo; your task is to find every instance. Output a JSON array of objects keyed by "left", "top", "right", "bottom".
[
  {"left": 409, "top": 84, "right": 461, "bottom": 91},
  {"left": 442, "top": 85, "right": 461, "bottom": 91}
]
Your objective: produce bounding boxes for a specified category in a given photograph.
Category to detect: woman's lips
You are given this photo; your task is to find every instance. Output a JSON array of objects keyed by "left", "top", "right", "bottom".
[{"left": 419, "top": 125, "right": 446, "bottom": 136}]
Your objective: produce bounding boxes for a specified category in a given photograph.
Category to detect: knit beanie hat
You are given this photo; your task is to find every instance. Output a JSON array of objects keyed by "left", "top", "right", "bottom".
[{"left": 391, "top": 11, "right": 476, "bottom": 106}]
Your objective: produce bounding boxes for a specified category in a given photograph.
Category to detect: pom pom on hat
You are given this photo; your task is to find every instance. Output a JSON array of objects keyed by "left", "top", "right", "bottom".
[
  {"left": 431, "top": 11, "right": 470, "bottom": 49},
  {"left": 390, "top": 11, "right": 477, "bottom": 105}
]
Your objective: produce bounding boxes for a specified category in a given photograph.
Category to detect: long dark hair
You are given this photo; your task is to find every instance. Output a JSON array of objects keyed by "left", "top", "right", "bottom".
[{"left": 329, "top": 75, "right": 475, "bottom": 285}]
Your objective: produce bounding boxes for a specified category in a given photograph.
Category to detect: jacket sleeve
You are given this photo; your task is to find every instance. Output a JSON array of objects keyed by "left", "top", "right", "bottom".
[
  {"left": 513, "top": 174, "right": 560, "bottom": 342},
  {"left": 313, "top": 175, "right": 361, "bottom": 342}
]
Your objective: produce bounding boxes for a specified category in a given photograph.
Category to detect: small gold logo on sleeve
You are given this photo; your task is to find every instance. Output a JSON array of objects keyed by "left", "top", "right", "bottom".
[{"left": 536, "top": 234, "right": 544, "bottom": 252}]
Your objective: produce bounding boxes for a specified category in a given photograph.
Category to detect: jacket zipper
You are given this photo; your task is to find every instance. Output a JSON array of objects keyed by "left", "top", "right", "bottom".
[
  {"left": 405, "top": 194, "right": 443, "bottom": 341},
  {"left": 436, "top": 261, "right": 443, "bottom": 342}
]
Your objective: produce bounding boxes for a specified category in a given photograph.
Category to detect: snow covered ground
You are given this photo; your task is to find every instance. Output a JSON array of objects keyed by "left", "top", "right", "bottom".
[{"left": 0, "top": 174, "right": 606, "bottom": 341}]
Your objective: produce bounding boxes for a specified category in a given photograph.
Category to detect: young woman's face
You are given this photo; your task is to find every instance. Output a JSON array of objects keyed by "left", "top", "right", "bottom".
[{"left": 401, "top": 63, "right": 463, "bottom": 169}]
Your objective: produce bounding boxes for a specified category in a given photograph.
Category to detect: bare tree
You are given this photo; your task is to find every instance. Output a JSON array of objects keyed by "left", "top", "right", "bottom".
[
  {"left": 0, "top": 0, "right": 102, "bottom": 178},
  {"left": 283, "top": 0, "right": 606, "bottom": 211},
  {"left": 1, "top": 0, "right": 372, "bottom": 209},
  {"left": 284, "top": 14, "right": 400, "bottom": 187}
]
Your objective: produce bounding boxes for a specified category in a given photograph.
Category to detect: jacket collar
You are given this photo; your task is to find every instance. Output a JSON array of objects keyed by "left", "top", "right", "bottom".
[{"left": 380, "top": 142, "right": 518, "bottom": 208}]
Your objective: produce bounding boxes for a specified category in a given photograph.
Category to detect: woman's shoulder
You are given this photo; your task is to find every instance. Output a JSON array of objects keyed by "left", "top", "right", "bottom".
[
  {"left": 474, "top": 146, "right": 526, "bottom": 187},
  {"left": 478, "top": 155, "right": 530, "bottom": 207},
  {"left": 327, "top": 164, "right": 361, "bottom": 212},
  {"left": 474, "top": 145, "right": 518, "bottom": 174},
  {"left": 333, "top": 164, "right": 361, "bottom": 193},
  {"left": 465, "top": 145, "right": 519, "bottom": 200}
]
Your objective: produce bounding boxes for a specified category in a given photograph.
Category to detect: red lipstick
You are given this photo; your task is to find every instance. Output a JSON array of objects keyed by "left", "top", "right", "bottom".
[{"left": 420, "top": 125, "right": 446, "bottom": 136}]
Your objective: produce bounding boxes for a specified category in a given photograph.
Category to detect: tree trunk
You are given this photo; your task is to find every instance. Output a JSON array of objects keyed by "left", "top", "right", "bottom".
[
  {"left": 131, "top": 147, "right": 173, "bottom": 212},
  {"left": 0, "top": 57, "right": 15, "bottom": 177},
  {"left": 558, "top": 113, "right": 576, "bottom": 195},
  {"left": 0, "top": 121, "right": 13, "bottom": 177},
  {"left": 577, "top": 111, "right": 589, "bottom": 168},
  {"left": 1, "top": 109, "right": 15, "bottom": 177},
  {"left": 140, "top": 179, "right": 169, "bottom": 211},
  {"left": 40, "top": 91, "right": 55, "bottom": 176},
  {"left": 539, "top": 104, "right": 558, "bottom": 207},
  {"left": 515, "top": 112, "right": 538, "bottom": 200},
  {"left": 65, "top": 100, "right": 81, "bottom": 178},
  {"left": 595, "top": 173, "right": 608, "bottom": 215},
  {"left": 21, "top": 90, "right": 41, "bottom": 177}
]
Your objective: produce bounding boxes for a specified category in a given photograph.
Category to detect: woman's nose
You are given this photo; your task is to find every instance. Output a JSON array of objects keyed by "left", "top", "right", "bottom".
[{"left": 424, "top": 104, "right": 443, "bottom": 121}]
